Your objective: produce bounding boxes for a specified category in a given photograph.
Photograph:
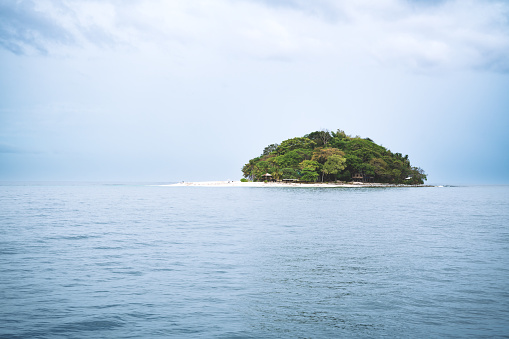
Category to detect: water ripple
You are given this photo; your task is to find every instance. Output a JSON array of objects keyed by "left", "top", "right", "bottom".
[{"left": 0, "top": 184, "right": 508, "bottom": 337}]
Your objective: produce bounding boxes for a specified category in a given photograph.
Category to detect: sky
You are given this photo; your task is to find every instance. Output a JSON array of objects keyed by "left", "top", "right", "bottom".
[{"left": 1, "top": 0, "right": 508, "bottom": 184}]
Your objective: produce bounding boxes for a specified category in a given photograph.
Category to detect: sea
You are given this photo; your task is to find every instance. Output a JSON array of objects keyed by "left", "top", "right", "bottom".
[{"left": 0, "top": 182, "right": 508, "bottom": 338}]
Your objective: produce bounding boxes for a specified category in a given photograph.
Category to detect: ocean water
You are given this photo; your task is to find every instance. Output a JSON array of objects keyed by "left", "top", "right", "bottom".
[{"left": 0, "top": 183, "right": 508, "bottom": 338}]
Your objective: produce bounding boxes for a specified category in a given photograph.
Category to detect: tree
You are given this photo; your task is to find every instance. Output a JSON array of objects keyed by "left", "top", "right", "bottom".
[
  {"left": 407, "top": 167, "right": 427, "bottom": 185},
  {"left": 262, "top": 143, "right": 279, "bottom": 156},
  {"left": 299, "top": 160, "right": 321, "bottom": 182},
  {"left": 272, "top": 168, "right": 283, "bottom": 181},
  {"left": 311, "top": 148, "right": 345, "bottom": 164},
  {"left": 282, "top": 168, "right": 300, "bottom": 179},
  {"left": 300, "top": 169, "right": 319, "bottom": 182},
  {"left": 276, "top": 137, "right": 316, "bottom": 155},
  {"left": 276, "top": 149, "right": 308, "bottom": 169},
  {"left": 331, "top": 129, "right": 349, "bottom": 140},
  {"left": 370, "top": 158, "right": 388, "bottom": 180},
  {"left": 299, "top": 160, "right": 321, "bottom": 171},
  {"left": 242, "top": 157, "right": 261, "bottom": 181},
  {"left": 323, "top": 155, "right": 347, "bottom": 180},
  {"left": 305, "top": 129, "right": 331, "bottom": 147},
  {"left": 318, "top": 129, "right": 331, "bottom": 146},
  {"left": 253, "top": 160, "right": 271, "bottom": 181},
  {"left": 311, "top": 148, "right": 345, "bottom": 181}
]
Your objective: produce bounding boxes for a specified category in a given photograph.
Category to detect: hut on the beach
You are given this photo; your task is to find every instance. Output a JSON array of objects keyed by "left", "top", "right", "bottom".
[
  {"left": 352, "top": 172, "right": 374, "bottom": 183},
  {"left": 262, "top": 173, "right": 274, "bottom": 182}
]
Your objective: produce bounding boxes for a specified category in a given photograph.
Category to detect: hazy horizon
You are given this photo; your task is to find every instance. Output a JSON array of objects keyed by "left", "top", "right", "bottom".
[{"left": 1, "top": 0, "right": 508, "bottom": 185}]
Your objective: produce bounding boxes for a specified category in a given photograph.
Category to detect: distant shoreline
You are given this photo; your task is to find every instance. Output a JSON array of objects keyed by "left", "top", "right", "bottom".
[{"left": 161, "top": 181, "right": 436, "bottom": 188}]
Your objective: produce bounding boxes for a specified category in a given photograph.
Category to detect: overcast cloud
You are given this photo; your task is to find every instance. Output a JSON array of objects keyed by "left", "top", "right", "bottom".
[
  {"left": 1, "top": 0, "right": 508, "bottom": 183},
  {"left": 2, "top": 0, "right": 508, "bottom": 71}
]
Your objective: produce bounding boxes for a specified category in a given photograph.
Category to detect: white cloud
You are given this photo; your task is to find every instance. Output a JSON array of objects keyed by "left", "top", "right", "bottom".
[{"left": 2, "top": 0, "right": 508, "bottom": 72}]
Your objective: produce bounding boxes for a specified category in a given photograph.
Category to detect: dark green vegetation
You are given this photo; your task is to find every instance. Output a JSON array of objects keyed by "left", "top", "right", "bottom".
[{"left": 242, "top": 129, "right": 427, "bottom": 184}]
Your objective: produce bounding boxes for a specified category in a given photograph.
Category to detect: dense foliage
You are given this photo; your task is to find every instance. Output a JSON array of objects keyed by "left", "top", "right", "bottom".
[{"left": 242, "top": 129, "right": 427, "bottom": 184}]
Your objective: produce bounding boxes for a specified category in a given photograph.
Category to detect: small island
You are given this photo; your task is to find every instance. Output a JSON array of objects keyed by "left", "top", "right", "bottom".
[{"left": 242, "top": 129, "right": 427, "bottom": 185}]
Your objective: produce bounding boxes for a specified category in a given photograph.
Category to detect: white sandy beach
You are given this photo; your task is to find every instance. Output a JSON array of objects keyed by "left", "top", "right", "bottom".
[{"left": 163, "top": 181, "right": 429, "bottom": 188}]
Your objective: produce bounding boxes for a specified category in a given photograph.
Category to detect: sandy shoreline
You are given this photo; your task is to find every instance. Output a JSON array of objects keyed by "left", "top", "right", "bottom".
[{"left": 161, "top": 181, "right": 433, "bottom": 188}]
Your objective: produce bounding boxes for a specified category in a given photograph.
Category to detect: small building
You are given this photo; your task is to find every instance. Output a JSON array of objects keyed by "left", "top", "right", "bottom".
[
  {"left": 262, "top": 173, "right": 275, "bottom": 182},
  {"left": 352, "top": 173, "right": 374, "bottom": 183},
  {"left": 352, "top": 173, "right": 364, "bottom": 182}
]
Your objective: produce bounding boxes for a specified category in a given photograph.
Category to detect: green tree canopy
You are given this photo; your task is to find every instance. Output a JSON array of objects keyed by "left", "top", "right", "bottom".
[
  {"left": 323, "top": 155, "right": 347, "bottom": 179},
  {"left": 262, "top": 143, "right": 279, "bottom": 156},
  {"left": 311, "top": 147, "right": 345, "bottom": 164},
  {"left": 276, "top": 137, "right": 316, "bottom": 155},
  {"left": 299, "top": 160, "right": 321, "bottom": 182},
  {"left": 242, "top": 129, "right": 427, "bottom": 184}
]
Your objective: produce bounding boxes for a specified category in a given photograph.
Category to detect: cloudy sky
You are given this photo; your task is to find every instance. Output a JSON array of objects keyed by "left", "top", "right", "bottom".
[{"left": 1, "top": 0, "right": 508, "bottom": 184}]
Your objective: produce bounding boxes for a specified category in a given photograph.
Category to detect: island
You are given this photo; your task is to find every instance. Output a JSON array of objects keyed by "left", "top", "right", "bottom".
[{"left": 241, "top": 129, "right": 427, "bottom": 185}]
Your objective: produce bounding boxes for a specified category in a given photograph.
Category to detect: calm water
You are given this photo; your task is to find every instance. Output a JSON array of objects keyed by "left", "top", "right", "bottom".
[{"left": 0, "top": 183, "right": 508, "bottom": 338}]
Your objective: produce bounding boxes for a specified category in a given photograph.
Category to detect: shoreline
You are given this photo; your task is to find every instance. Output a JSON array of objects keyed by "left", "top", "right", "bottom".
[{"left": 161, "top": 181, "right": 435, "bottom": 188}]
